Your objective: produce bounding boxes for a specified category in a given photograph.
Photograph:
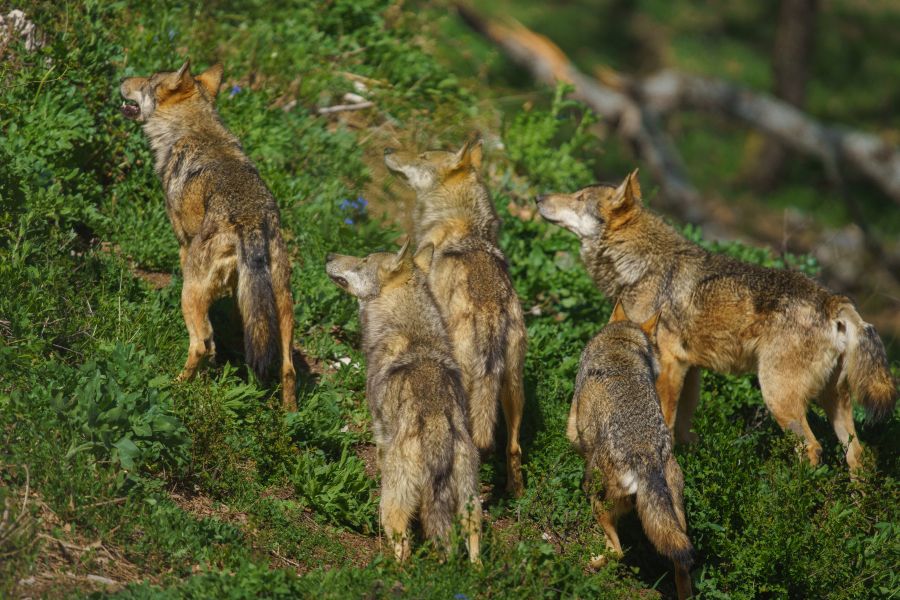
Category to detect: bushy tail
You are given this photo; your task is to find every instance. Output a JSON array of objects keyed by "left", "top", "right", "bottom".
[
  {"left": 635, "top": 470, "right": 693, "bottom": 570},
  {"left": 237, "top": 230, "right": 279, "bottom": 381},
  {"left": 419, "top": 419, "right": 456, "bottom": 543},
  {"left": 468, "top": 373, "right": 502, "bottom": 451},
  {"left": 837, "top": 304, "right": 897, "bottom": 422}
]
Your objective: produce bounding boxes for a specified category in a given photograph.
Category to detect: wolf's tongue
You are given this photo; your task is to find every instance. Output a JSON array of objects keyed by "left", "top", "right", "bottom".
[{"left": 121, "top": 102, "right": 140, "bottom": 119}]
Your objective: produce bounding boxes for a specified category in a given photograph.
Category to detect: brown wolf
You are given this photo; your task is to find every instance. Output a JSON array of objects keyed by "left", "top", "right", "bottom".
[
  {"left": 569, "top": 301, "right": 693, "bottom": 599},
  {"left": 384, "top": 134, "right": 527, "bottom": 496},
  {"left": 325, "top": 241, "right": 482, "bottom": 563},
  {"left": 538, "top": 170, "right": 896, "bottom": 473},
  {"left": 120, "top": 61, "right": 297, "bottom": 411}
]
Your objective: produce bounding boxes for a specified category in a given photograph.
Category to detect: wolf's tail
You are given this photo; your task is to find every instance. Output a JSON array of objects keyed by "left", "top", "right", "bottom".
[
  {"left": 836, "top": 302, "right": 896, "bottom": 422},
  {"left": 419, "top": 416, "right": 456, "bottom": 544},
  {"left": 467, "top": 372, "right": 502, "bottom": 451},
  {"left": 236, "top": 229, "right": 279, "bottom": 382},
  {"left": 635, "top": 467, "right": 693, "bottom": 570}
]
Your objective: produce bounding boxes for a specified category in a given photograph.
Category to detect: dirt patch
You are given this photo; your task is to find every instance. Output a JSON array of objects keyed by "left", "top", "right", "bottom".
[
  {"left": 131, "top": 267, "right": 172, "bottom": 290},
  {"left": 354, "top": 444, "right": 379, "bottom": 480},
  {"left": 7, "top": 484, "right": 147, "bottom": 599}
]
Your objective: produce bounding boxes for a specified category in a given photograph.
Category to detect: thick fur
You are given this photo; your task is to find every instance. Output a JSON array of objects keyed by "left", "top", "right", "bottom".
[
  {"left": 237, "top": 229, "right": 279, "bottom": 378},
  {"left": 120, "top": 61, "right": 296, "bottom": 411},
  {"left": 539, "top": 170, "right": 897, "bottom": 474},
  {"left": 384, "top": 135, "right": 527, "bottom": 497},
  {"left": 325, "top": 244, "right": 481, "bottom": 563},
  {"left": 570, "top": 307, "right": 693, "bottom": 599}
]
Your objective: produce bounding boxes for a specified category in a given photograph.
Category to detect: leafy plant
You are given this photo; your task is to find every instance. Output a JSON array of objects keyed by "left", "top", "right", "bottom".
[
  {"left": 292, "top": 447, "right": 377, "bottom": 534},
  {"left": 53, "top": 343, "right": 190, "bottom": 481}
]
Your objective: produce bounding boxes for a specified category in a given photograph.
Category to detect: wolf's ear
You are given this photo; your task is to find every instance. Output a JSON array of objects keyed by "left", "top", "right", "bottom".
[
  {"left": 413, "top": 243, "right": 435, "bottom": 273},
  {"left": 389, "top": 237, "right": 412, "bottom": 272},
  {"left": 640, "top": 311, "right": 661, "bottom": 341},
  {"left": 453, "top": 132, "right": 483, "bottom": 171},
  {"left": 609, "top": 299, "right": 629, "bottom": 323},
  {"left": 610, "top": 169, "right": 641, "bottom": 210},
  {"left": 168, "top": 59, "right": 192, "bottom": 91},
  {"left": 197, "top": 63, "right": 224, "bottom": 98}
]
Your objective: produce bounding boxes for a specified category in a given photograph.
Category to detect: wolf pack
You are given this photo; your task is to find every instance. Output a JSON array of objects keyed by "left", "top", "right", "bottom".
[{"left": 120, "top": 62, "right": 897, "bottom": 598}]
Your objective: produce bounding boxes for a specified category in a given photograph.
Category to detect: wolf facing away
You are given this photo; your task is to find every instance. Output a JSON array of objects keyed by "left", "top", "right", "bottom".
[
  {"left": 120, "top": 61, "right": 297, "bottom": 411},
  {"left": 325, "top": 241, "right": 482, "bottom": 563},
  {"left": 384, "top": 134, "right": 527, "bottom": 497},
  {"left": 569, "top": 302, "right": 693, "bottom": 599},
  {"left": 538, "top": 170, "right": 896, "bottom": 473}
]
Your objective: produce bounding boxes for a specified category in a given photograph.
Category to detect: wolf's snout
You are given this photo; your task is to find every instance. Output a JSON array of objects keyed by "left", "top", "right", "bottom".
[
  {"left": 535, "top": 195, "right": 546, "bottom": 204},
  {"left": 326, "top": 253, "right": 337, "bottom": 262},
  {"left": 383, "top": 147, "right": 396, "bottom": 156}
]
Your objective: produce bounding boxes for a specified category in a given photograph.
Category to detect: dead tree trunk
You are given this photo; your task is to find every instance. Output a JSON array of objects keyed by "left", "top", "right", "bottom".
[{"left": 746, "top": 0, "right": 819, "bottom": 190}]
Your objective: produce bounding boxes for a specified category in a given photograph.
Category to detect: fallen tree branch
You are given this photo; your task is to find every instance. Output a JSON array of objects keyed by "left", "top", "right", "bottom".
[
  {"left": 634, "top": 70, "right": 900, "bottom": 208},
  {"left": 456, "top": 4, "right": 707, "bottom": 223},
  {"left": 457, "top": 4, "right": 900, "bottom": 282}
]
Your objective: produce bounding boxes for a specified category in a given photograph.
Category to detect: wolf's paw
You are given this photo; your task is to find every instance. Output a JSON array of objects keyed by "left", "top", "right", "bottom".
[{"left": 589, "top": 554, "right": 609, "bottom": 570}]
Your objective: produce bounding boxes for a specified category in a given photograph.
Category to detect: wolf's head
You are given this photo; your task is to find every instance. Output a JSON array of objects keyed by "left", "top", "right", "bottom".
[
  {"left": 119, "top": 60, "right": 223, "bottom": 122},
  {"left": 383, "top": 134, "right": 483, "bottom": 195},
  {"left": 325, "top": 240, "right": 434, "bottom": 301},
  {"left": 536, "top": 170, "right": 642, "bottom": 240}
]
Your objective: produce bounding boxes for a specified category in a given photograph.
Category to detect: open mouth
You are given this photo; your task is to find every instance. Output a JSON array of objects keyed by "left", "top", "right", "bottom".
[
  {"left": 121, "top": 100, "right": 141, "bottom": 120},
  {"left": 329, "top": 274, "right": 349, "bottom": 289}
]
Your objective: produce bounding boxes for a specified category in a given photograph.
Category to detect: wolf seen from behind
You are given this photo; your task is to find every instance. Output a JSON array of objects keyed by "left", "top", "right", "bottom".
[
  {"left": 384, "top": 134, "right": 527, "bottom": 497},
  {"left": 569, "top": 301, "right": 693, "bottom": 599},
  {"left": 325, "top": 241, "right": 481, "bottom": 563},
  {"left": 120, "top": 60, "right": 297, "bottom": 410}
]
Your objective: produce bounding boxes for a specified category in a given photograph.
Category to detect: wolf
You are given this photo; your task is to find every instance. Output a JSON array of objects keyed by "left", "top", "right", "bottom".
[
  {"left": 325, "top": 241, "right": 482, "bottom": 563},
  {"left": 538, "top": 169, "right": 896, "bottom": 473},
  {"left": 384, "top": 134, "right": 527, "bottom": 496},
  {"left": 568, "top": 301, "right": 693, "bottom": 599},
  {"left": 120, "top": 60, "right": 297, "bottom": 411}
]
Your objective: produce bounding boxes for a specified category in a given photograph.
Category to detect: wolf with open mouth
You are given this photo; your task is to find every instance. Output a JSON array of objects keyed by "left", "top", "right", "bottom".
[{"left": 119, "top": 60, "right": 298, "bottom": 412}]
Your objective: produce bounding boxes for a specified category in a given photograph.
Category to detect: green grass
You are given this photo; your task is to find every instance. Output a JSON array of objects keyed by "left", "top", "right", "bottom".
[{"left": 1, "top": 1, "right": 898, "bottom": 598}]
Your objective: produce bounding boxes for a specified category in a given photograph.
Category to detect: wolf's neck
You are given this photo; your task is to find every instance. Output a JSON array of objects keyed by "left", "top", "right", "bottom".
[
  {"left": 143, "top": 108, "right": 237, "bottom": 176},
  {"left": 361, "top": 280, "right": 446, "bottom": 360},
  {"left": 581, "top": 211, "right": 695, "bottom": 297},
  {"left": 415, "top": 181, "right": 499, "bottom": 246}
]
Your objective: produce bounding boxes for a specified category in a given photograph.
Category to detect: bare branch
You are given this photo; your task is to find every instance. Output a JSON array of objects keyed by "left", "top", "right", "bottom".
[{"left": 456, "top": 4, "right": 707, "bottom": 222}]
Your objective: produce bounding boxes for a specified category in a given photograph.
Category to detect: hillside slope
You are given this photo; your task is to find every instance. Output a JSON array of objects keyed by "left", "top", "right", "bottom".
[{"left": 1, "top": 2, "right": 897, "bottom": 598}]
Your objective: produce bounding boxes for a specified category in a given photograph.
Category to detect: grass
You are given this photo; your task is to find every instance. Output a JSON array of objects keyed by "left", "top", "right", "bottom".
[{"left": 1, "top": 1, "right": 898, "bottom": 598}]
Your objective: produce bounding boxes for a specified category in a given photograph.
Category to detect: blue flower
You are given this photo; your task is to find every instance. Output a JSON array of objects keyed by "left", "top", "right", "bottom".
[
  {"left": 168, "top": 29, "right": 176, "bottom": 41},
  {"left": 344, "top": 217, "right": 355, "bottom": 225},
  {"left": 229, "top": 85, "right": 242, "bottom": 97},
  {"left": 355, "top": 196, "right": 368, "bottom": 208},
  {"left": 454, "top": 595, "right": 469, "bottom": 600},
  {"left": 339, "top": 198, "right": 353, "bottom": 210}
]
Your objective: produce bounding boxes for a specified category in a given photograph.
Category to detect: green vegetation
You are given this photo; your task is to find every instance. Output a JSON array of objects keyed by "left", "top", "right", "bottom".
[{"left": 1, "top": 1, "right": 897, "bottom": 598}]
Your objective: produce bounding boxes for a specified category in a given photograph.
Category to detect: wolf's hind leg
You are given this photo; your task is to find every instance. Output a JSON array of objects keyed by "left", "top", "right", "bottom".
[
  {"left": 500, "top": 350, "right": 525, "bottom": 497},
  {"left": 674, "top": 562, "right": 694, "bottom": 599},
  {"left": 821, "top": 371, "right": 863, "bottom": 475},
  {"left": 380, "top": 492, "right": 413, "bottom": 562},
  {"left": 177, "top": 267, "right": 216, "bottom": 382},
  {"left": 270, "top": 239, "right": 296, "bottom": 411},
  {"left": 589, "top": 495, "right": 631, "bottom": 568},
  {"left": 759, "top": 367, "right": 821, "bottom": 465}
]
